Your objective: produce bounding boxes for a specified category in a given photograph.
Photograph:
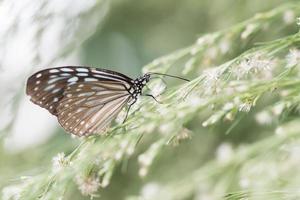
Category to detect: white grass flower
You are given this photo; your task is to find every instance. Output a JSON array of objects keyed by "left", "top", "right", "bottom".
[
  {"left": 176, "top": 128, "right": 192, "bottom": 141},
  {"left": 126, "top": 146, "right": 135, "bottom": 155},
  {"left": 241, "top": 24, "right": 257, "bottom": 39},
  {"left": 150, "top": 82, "right": 166, "bottom": 97},
  {"left": 171, "top": 128, "right": 192, "bottom": 146},
  {"left": 117, "top": 135, "right": 135, "bottom": 156},
  {"left": 141, "top": 183, "right": 162, "bottom": 200},
  {"left": 297, "top": 17, "right": 300, "bottom": 26},
  {"left": 138, "top": 154, "right": 152, "bottom": 167},
  {"left": 186, "top": 94, "right": 206, "bottom": 108},
  {"left": 286, "top": 48, "right": 300, "bottom": 68},
  {"left": 195, "top": 193, "right": 216, "bottom": 200},
  {"left": 138, "top": 142, "right": 162, "bottom": 177},
  {"left": 275, "top": 126, "right": 285, "bottom": 137},
  {"left": 202, "top": 67, "right": 222, "bottom": 95},
  {"left": 272, "top": 102, "right": 285, "bottom": 116},
  {"left": 114, "top": 150, "right": 123, "bottom": 161},
  {"left": 196, "top": 35, "right": 214, "bottom": 45},
  {"left": 183, "top": 58, "right": 196, "bottom": 74},
  {"left": 255, "top": 110, "right": 273, "bottom": 125},
  {"left": 283, "top": 10, "right": 295, "bottom": 24},
  {"left": 139, "top": 167, "right": 148, "bottom": 177},
  {"left": 286, "top": 144, "right": 300, "bottom": 165},
  {"left": 234, "top": 59, "right": 253, "bottom": 79},
  {"left": 75, "top": 175, "right": 100, "bottom": 196},
  {"left": 206, "top": 47, "right": 218, "bottom": 60},
  {"left": 190, "top": 46, "right": 201, "bottom": 55},
  {"left": 216, "top": 143, "right": 233, "bottom": 164},
  {"left": 202, "top": 112, "right": 223, "bottom": 127},
  {"left": 223, "top": 102, "right": 234, "bottom": 111},
  {"left": 233, "top": 53, "right": 275, "bottom": 79},
  {"left": 219, "top": 39, "right": 230, "bottom": 54},
  {"left": 238, "top": 102, "right": 252, "bottom": 112},
  {"left": 2, "top": 184, "right": 22, "bottom": 200},
  {"left": 159, "top": 123, "right": 174, "bottom": 134},
  {"left": 239, "top": 177, "right": 250, "bottom": 188},
  {"left": 52, "top": 152, "right": 69, "bottom": 173}
]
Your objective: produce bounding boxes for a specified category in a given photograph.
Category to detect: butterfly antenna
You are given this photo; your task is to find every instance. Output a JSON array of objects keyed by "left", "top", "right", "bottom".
[{"left": 149, "top": 72, "right": 190, "bottom": 82}]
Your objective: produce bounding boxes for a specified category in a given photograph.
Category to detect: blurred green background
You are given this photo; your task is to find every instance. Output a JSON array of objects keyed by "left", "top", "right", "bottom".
[{"left": 82, "top": 0, "right": 286, "bottom": 76}]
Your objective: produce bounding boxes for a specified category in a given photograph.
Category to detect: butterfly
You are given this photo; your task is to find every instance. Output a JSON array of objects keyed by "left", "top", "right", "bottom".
[{"left": 26, "top": 66, "right": 189, "bottom": 136}]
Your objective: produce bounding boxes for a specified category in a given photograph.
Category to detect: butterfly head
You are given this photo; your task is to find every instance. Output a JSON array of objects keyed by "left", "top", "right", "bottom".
[{"left": 130, "top": 73, "right": 151, "bottom": 96}]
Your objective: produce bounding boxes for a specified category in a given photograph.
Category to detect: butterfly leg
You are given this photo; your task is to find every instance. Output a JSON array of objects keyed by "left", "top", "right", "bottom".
[
  {"left": 142, "top": 94, "right": 163, "bottom": 104},
  {"left": 122, "top": 99, "right": 137, "bottom": 124}
]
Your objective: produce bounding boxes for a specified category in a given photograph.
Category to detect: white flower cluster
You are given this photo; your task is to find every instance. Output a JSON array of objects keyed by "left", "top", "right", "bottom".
[
  {"left": 75, "top": 175, "right": 100, "bottom": 196},
  {"left": 238, "top": 102, "right": 252, "bottom": 112},
  {"left": 286, "top": 48, "right": 300, "bottom": 68},
  {"left": 52, "top": 152, "right": 70, "bottom": 173},
  {"left": 283, "top": 10, "right": 295, "bottom": 24},
  {"left": 216, "top": 143, "right": 234, "bottom": 164},
  {"left": 138, "top": 142, "right": 163, "bottom": 177},
  {"left": 255, "top": 110, "right": 273, "bottom": 125},
  {"left": 2, "top": 184, "right": 22, "bottom": 200},
  {"left": 297, "top": 17, "right": 300, "bottom": 26},
  {"left": 140, "top": 182, "right": 172, "bottom": 200},
  {"left": 114, "top": 139, "right": 135, "bottom": 160},
  {"left": 233, "top": 53, "right": 276, "bottom": 80},
  {"left": 241, "top": 24, "right": 257, "bottom": 39},
  {"left": 202, "top": 67, "right": 223, "bottom": 95}
]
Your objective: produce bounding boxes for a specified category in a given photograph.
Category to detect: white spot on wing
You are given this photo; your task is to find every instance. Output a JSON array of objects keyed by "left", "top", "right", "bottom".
[
  {"left": 76, "top": 68, "right": 89, "bottom": 72},
  {"left": 77, "top": 73, "right": 88, "bottom": 76},
  {"left": 36, "top": 73, "right": 42, "bottom": 78},
  {"left": 44, "top": 84, "right": 55, "bottom": 91},
  {"left": 76, "top": 108, "right": 83, "bottom": 113},
  {"left": 49, "top": 69, "right": 59, "bottom": 73},
  {"left": 36, "top": 80, "right": 41, "bottom": 85},
  {"left": 50, "top": 75, "right": 58, "bottom": 78},
  {"left": 92, "top": 74, "right": 104, "bottom": 78},
  {"left": 34, "top": 87, "right": 39, "bottom": 91},
  {"left": 61, "top": 68, "right": 73, "bottom": 72},
  {"left": 60, "top": 73, "right": 71, "bottom": 77},
  {"left": 78, "top": 92, "right": 94, "bottom": 97},
  {"left": 48, "top": 77, "right": 65, "bottom": 84},
  {"left": 84, "top": 78, "right": 98, "bottom": 82},
  {"left": 53, "top": 97, "right": 59, "bottom": 102},
  {"left": 52, "top": 88, "right": 61, "bottom": 93},
  {"left": 68, "top": 77, "right": 79, "bottom": 83}
]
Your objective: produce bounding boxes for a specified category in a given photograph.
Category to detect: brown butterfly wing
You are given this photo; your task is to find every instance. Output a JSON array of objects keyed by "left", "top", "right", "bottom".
[
  {"left": 26, "top": 66, "right": 134, "bottom": 136},
  {"left": 56, "top": 81, "right": 131, "bottom": 136}
]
